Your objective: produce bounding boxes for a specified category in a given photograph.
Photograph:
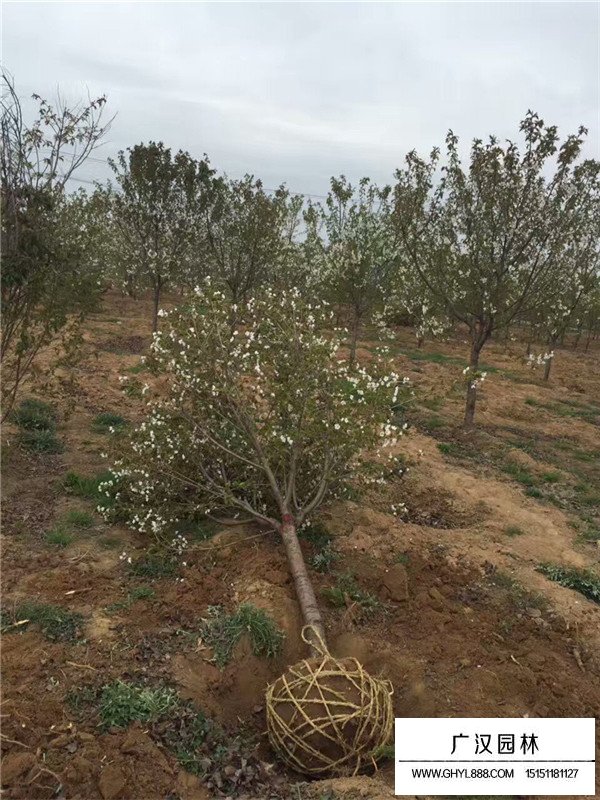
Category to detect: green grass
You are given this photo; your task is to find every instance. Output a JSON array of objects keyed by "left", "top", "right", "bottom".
[
  {"left": 128, "top": 553, "right": 177, "bottom": 579},
  {"left": 105, "top": 586, "right": 156, "bottom": 614},
  {"left": 200, "top": 604, "right": 285, "bottom": 668},
  {"left": 310, "top": 542, "right": 338, "bottom": 573},
  {"left": 394, "top": 551, "right": 410, "bottom": 565},
  {"left": 45, "top": 527, "right": 75, "bottom": 548},
  {"left": 11, "top": 398, "right": 57, "bottom": 431},
  {"left": 541, "top": 471, "right": 561, "bottom": 483},
  {"left": 19, "top": 429, "right": 64, "bottom": 454},
  {"left": 437, "top": 442, "right": 459, "bottom": 456},
  {"left": 299, "top": 520, "right": 332, "bottom": 549},
  {"left": 488, "top": 571, "right": 548, "bottom": 613},
  {"left": 423, "top": 415, "right": 445, "bottom": 431},
  {"left": 92, "top": 412, "right": 128, "bottom": 434},
  {"left": 63, "top": 510, "right": 94, "bottom": 528},
  {"left": 323, "top": 572, "right": 383, "bottom": 617},
  {"left": 537, "top": 563, "right": 600, "bottom": 605},
  {"left": 2, "top": 602, "right": 83, "bottom": 641},
  {"left": 126, "top": 361, "right": 148, "bottom": 374},
  {"left": 99, "top": 681, "right": 178, "bottom": 730},
  {"left": 504, "top": 525, "right": 525, "bottom": 537},
  {"left": 63, "top": 470, "right": 113, "bottom": 499},
  {"left": 525, "top": 486, "right": 543, "bottom": 498},
  {"left": 502, "top": 462, "right": 537, "bottom": 487}
]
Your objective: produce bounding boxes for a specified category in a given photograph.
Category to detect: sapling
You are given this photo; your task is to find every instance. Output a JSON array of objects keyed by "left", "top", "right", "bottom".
[{"left": 100, "top": 282, "right": 408, "bottom": 649}]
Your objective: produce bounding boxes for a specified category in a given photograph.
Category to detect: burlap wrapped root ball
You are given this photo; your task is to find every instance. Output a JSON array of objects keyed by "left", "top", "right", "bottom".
[{"left": 266, "top": 630, "right": 394, "bottom": 776}]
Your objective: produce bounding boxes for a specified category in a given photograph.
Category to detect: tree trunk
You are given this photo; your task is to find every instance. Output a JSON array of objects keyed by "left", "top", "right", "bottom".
[
  {"left": 152, "top": 278, "right": 162, "bottom": 334},
  {"left": 416, "top": 334, "right": 424, "bottom": 349},
  {"left": 463, "top": 340, "right": 483, "bottom": 430},
  {"left": 543, "top": 336, "right": 557, "bottom": 383},
  {"left": 280, "top": 513, "right": 326, "bottom": 656},
  {"left": 349, "top": 309, "right": 361, "bottom": 366}
]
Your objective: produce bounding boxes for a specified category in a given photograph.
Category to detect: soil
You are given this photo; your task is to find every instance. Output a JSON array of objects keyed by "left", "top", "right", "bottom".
[{"left": 2, "top": 290, "right": 599, "bottom": 799}]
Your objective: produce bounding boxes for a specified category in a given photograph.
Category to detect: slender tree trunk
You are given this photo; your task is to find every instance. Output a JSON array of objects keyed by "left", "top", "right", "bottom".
[
  {"left": 280, "top": 513, "right": 326, "bottom": 656},
  {"left": 417, "top": 334, "right": 424, "bottom": 349},
  {"left": 349, "top": 308, "right": 361, "bottom": 366},
  {"left": 574, "top": 326, "right": 583, "bottom": 349},
  {"left": 152, "top": 277, "right": 162, "bottom": 333},
  {"left": 543, "top": 335, "right": 557, "bottom": 383},
  {"left": 584, "top": 327, "right": 593, "bottom": 352},
  {"left": 463, "top": 338, "right": 484, "bottom": 430}
]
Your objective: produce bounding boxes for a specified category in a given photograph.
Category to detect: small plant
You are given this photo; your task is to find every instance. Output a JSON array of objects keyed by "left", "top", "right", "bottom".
[
  {"left": 128, "top": 553, "right": 177, "bottom": 579},
  {"left": 63, "top": 470, "right": 112, "bottom": 499},
  {"left": 106, "top": 586, "right": 156, "bottom": 614},
  {"left": 3, "top": 602, "right": 83, "bottom": 641},
  {"left": 200, "top": 604, "right": 285, "bottom": 668},
  {"left": 323, "top": 572, "right": 382, "bottom": 617},
  {"left": 45, "top": 527, "right": 74, "bottom": 548},
  {"left": 525, "top": 486, "right": 543, "bottom": 499},
  {"left": 298, "top": 520, "right": 332, "bottom": 550},
  {"left": 394, "top": 551, "right": 410, "bottom": 565},
  {"left": 542, "top": 471, "right": 561, "bottom": 484},
  {"left": 310, "top": 542, "right": 338, "bottom": 573},
  {"left": 437, "top": 443, "right": 456, "bottom": 456},
  {"left": 19, "top": 429, "right": 64, "bottom": 454},
  {"left": 504, "top": 525, "right": 525, "bottom": 537},
  {"left": 63, "top": 510, "right": 94, "bottom": 528},
  {"left": 99, "top": 681, "right": 178, "bottom": 729},
  {"left": 503, "top": 462, "right": 536, "bottom": 487},
  {"left": 537, "top": 563, "right": 600, "bottom": 605},
  {"left": 11, "top": 398, "right": 57, "bottom": 431},
  {"left": 92, "top": 412, "right": 127, "bottom": 434}
]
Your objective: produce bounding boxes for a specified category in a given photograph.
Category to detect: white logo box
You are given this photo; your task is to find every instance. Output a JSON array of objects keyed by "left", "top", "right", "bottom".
[{"left": 395, "top": 718, "right": 596, "bottom": 796}]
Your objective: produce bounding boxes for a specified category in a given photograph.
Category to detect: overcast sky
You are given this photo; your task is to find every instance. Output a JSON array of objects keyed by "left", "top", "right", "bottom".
[{"left": 3, "top": 1, "right": 599, "bottom": 196}]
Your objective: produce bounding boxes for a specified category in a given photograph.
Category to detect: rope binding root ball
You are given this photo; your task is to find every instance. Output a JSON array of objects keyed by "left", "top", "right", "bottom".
[{"left": 265, "top": 626, "right": 394, "bottom": 776}]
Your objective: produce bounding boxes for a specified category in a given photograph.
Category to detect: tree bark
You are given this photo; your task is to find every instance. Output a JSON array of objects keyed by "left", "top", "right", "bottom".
[
  {"left": 152, "top": 277, "right": 162, "bottom": 333},
  {"left": 349, "top": 308, "right": 361, "bottom": 366},
  {"left": 543, "top": 335, "right": 557, "bottom": 383},
  {"left": 463, "top": 339, "right": 483, "bottom": 429},
  {"left": 280, "top": 513, "right": 326, "bottom": 656}
]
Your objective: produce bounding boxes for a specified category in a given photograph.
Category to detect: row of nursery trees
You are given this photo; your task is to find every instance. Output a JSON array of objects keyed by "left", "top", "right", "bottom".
[{"left": 2, "top": 74, "right": 600, "bottom": 431}]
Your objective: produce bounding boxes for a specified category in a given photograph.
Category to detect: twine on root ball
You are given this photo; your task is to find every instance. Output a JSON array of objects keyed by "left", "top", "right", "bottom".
[{"left": 265, "top": 626, "right": 394, "bottom": 776}]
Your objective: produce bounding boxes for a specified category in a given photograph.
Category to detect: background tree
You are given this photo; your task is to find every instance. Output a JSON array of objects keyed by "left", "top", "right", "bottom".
[
  {"left": 1, "top": 74, "right": 111, "bottom": 419},
  {"left": 392, "top": 112, "right": 594, "bottom": 428},
  {"left": 306, "top": 177, "right": 394, "bottom": 364},
  {"left": 99, "top": 284, "right": 407, "bottom": 646},
  {"left": 108, "top": 142, "right": 211, "bottom": 331},
  {"left": 198, "top": 174, "right": 300, "bottom": 310}
]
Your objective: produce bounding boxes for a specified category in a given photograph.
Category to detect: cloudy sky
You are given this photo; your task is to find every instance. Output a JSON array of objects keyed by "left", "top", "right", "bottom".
[{"left": 3, "top": 1, "right": 599, "bottom": 196}]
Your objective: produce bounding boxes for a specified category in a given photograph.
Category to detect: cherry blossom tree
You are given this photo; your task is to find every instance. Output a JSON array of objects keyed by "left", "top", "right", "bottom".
[
  {"left": 99, "top": 283, "right": 408, "bottom": 647},
  {"left": 305, "top": 177, "right": 395, "bottom": 364},
  {"left": 107, "top": 142, "right": 212, "bottom": 331},
  {"left": 392, "top": 112, "right": 594, "bottom": 428},
  {"left": 197, "top": 175, "right": 302, "bottom": 310}
]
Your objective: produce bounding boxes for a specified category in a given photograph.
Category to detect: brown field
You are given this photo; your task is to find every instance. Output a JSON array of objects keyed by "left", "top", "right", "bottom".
[{"left": 2, "top": 290, "right": 599, "bottom": 800}]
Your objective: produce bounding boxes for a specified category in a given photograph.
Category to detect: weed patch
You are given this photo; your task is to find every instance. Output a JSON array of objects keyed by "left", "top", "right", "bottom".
[
  {"left": 323, "top": 572, "right": 383, "bottom": 617},
  {"left": 11, "top": 398, "right": 57, "bottom": 431},
  {"left": 63, "top": 470, "right": 113, "bottom": 499},
  {"left": 504, "top": 525, "right": 525, "bottom": 537},
  {"left": 45, "top": 527, "right": 74, "bottom": 548},
  {"left": 200, "top": 604, "right": 284, "bottom": 667},
  {"left": 19, "top": 429, "right": 64, "bottom": 454},
  {"left": 2, "top": 602, "right": 83, "bottom": 641},
  {"left": 99, "top": 681, "right": 178, "bottom": 729},
  {"left": 92, "top": 412, "right": 128, "bottom": 433},
  {"left": 537, "top": 563, "right": 600, "bottom": 605},
  {"left": 128, "top": 553, "right": 177, "bottom": 579}
]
